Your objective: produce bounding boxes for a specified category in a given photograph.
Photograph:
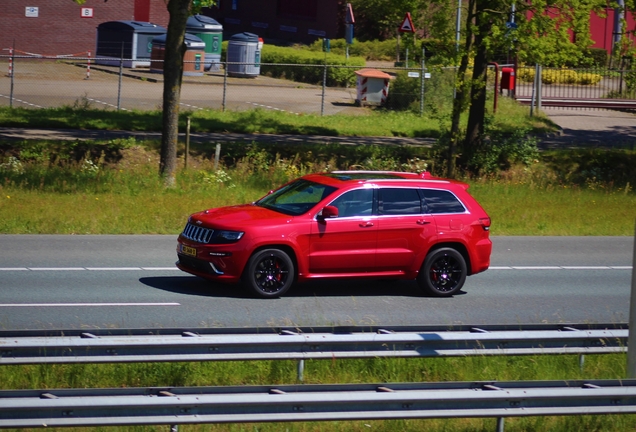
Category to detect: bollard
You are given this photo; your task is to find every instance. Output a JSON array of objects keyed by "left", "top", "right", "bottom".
[{"left": 85, "top": 51, "right": 91, "bottom": 80}]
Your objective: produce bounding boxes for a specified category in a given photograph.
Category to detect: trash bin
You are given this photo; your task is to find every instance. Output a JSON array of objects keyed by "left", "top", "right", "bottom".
[
  {"left": 227, "top": 32, "right": 261, "bottom": 78},
  {"left": 186, "top": 15, "right": 223, "bottom": 72},
  {"left": 150, "top": 33, "right": 206, "bottom": 76},
  {"left": 501, "top": 67, "right": 515, "bottom": 91},
  {"left": 354, "top": 68, "right": 393, "bottom": 106},
  {"left": 96, "top": 21, "right": 166, "bottom": 68}
]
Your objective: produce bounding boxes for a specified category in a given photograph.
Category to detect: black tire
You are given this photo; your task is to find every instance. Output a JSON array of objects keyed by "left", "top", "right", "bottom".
[
  {"left": 243, "top": 249, "right": 295, "bottom": 298},
  {"left": 417, "top": 247, "right": 467, "bottom": 297}
]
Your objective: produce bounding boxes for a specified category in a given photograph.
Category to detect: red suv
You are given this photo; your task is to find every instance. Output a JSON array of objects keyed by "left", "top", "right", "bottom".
[{"left": 177, "top": 171, "right": 492, "bottom": 298}]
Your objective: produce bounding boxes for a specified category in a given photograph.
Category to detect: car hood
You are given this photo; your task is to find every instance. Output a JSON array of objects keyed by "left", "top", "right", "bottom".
[{"left": 190, "top": 204, "right": 293, "bottom": 228}]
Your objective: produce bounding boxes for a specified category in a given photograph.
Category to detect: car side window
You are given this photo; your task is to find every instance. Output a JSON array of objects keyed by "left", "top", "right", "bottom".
[
  {"left": 378, "top": 188, "right": 422, "bottom": 215},
  {"left": 329, "top": 188, "right": 373, "bottom": 217},
  {"left": 420, "top": 189, "right": 466, "bottom": 214}
]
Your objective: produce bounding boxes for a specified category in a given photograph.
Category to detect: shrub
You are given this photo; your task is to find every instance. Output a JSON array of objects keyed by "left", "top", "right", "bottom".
[{"left": 260, "top": 45, "right": 365, "bottom": 87}]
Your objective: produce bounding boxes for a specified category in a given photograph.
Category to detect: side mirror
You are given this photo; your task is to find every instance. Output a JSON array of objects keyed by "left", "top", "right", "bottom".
[{"left": 318, "top": 205, "right": 339, "bottom": 220}]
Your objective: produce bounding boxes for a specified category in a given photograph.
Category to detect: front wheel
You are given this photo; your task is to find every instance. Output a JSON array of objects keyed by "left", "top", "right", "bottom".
[
  {"left": 417, "top": 248, "right": 467, "bottom": 297},
  {"left": 243, "top": 249, "right": 295, "bottom": 298}
]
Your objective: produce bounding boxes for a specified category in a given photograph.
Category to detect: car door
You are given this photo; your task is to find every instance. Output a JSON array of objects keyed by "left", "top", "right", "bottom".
[
  {"left": 308, "top": 188, "right": 377, "bottom": 275},
  {"left": 375, "top": 187, "right": 436, "bottom": 273}
]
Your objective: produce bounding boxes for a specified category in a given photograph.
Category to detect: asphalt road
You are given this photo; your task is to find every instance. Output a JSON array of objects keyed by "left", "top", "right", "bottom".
[{"left": 0, "top": 235, "right": 632, "bottom": 330}]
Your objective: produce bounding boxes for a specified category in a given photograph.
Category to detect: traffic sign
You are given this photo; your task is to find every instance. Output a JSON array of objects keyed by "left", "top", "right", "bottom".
[
  {"left": 399, "top": 12, "right": 415, "bottom": 33},
  {"left": 345, "top": 3, "right": 355, "bottom": 24}
]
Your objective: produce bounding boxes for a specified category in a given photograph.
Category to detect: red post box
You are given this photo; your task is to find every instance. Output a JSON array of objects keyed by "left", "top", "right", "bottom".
[{"left": 501, "top": 67, "right": 515, "bottom": 90}]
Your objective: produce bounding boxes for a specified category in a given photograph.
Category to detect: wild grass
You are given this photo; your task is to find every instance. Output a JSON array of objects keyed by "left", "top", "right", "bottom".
[{"left": 1, "top": 138, "right": 634, "bottom": 235}]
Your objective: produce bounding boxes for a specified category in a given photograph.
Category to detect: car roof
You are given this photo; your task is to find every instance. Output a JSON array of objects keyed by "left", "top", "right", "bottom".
[{"left": 302, "top": 171, "right": 468, "bottom": 190}]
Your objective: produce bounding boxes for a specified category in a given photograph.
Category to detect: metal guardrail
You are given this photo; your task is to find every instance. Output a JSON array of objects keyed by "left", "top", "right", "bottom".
[
  {"left": 2, "top": 379, "right": 636, "bottom": 428},
  {"left": 0, "top": 324, "right": 629, "bottom": 430},
  {"left": 0, "top": 324, "right": 626, "bottom": 365}
]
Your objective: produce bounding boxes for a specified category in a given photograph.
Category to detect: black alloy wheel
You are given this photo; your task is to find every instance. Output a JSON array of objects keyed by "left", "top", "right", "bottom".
[
  {"left": 417, "top": 247, "right": 467, "bottom": 297},
  {"left": 244, "top": 249, "right": 295, "bottom": 298}
]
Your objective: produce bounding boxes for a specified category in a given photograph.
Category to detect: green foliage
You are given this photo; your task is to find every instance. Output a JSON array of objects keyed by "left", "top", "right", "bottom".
[
  {"left": 468, "top": 125, "right": 541, "bottom": 176},
  {"left": 587, "top": 48, "right": 609, "bottom": 67},
  {"left": 385, "top": 68, "right": 455, "bottom": 113},
  {"left": 308, "top": 38, "right": 398, "bottom": 61},
  {"left": 260, "top": 45, "right": 365, "bottom": 87}
]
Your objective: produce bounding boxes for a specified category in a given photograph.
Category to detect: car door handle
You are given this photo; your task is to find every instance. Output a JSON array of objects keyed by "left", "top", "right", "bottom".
[
  {"left": 416, "top": 220, "right": 431, "bottom": 225},
  {"left": 359, "top": 222, "right": 374, "bottom": 228}
]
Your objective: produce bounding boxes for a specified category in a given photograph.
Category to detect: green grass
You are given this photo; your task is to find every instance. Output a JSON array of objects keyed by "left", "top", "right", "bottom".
[{"left": 0, "top": 97, "right": 554, "bottom": 138}]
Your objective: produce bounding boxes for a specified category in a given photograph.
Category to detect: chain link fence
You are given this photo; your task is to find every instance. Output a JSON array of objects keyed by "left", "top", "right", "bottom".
[
  {"left": 3, "top": 53, "right": 632, "bottom": 117},
  {"left": 0, "top": 54, "right": 458, "bottom": 117}
]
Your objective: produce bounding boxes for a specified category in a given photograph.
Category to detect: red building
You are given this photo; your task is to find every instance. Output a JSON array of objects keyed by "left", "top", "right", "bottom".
[
  {"left": 0, "top": 0, "right": 169, "bottom": 56},
  {"left": 206, "top": 0, "right": 343, "bottom": 44}
]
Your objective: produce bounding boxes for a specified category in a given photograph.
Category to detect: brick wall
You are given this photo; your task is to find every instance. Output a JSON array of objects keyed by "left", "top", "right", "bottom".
[
  {"left": 208, "top": 0, "right": 341, "bottom": 44},
  {"left": 0, "top": 0, "right": 169, "bottom": 57}
]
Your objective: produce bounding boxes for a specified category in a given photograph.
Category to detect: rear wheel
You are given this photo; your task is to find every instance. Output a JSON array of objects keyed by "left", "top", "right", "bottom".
[
  {"left": 417, "top": 248, "right": 467, "bottom": 297},
  {"left": 244, "top": 249, "right": 295, "bottom": 298}
]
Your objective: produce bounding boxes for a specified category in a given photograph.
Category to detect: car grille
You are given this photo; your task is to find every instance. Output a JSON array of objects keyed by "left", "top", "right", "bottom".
[{"left": 181, "top": 223, "right": 214, "bottom": 243}]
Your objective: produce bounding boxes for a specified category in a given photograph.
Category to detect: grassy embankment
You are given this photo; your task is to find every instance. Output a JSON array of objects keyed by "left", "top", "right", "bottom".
[{"left": 0, "top": 100, "right": 635, "bottom": 431}]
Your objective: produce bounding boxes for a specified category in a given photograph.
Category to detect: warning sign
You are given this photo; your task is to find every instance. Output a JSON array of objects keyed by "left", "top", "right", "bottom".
[{"left": 399, "top": 12, "right": 415, "bottom": 33}]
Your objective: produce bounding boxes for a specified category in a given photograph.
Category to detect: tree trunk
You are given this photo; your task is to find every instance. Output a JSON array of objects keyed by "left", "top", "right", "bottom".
[
  {"left": 461, "top": 0, "right": 498, "bottom": 173},
  {"left": 160, "top": 0, "right": 190, "bottom": 188},
  {"left": 447, "top": 0, "right": 476, "bottom": 178}
]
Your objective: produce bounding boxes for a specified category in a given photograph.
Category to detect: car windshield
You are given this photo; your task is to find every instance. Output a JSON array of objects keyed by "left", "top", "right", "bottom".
[{"left": 255, "top": 179, "right": 338, "bottom": 216}]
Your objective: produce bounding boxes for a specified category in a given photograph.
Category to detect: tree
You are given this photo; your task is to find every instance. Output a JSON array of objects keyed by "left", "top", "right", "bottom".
[
  {"left": 448, "top": 0, "right": 607, "bottom": 177},
  {"left": 160, "top": 0, "right": 215, "bottom": 188}
]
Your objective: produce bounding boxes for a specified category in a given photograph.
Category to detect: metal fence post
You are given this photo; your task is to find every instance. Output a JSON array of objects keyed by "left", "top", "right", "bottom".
[
  {"left": 537, "top": 65, "right": 542, "bottom": 111},
  {"left": 184, "top": 117, "right": 191, "bottom": 169},
  {"left": 627, "top": 218, "right": 636, "bottom": 377},
  {"left": 420, "top": 48, "right": 425, "bottom": 117},
  {"left": 321, "top": 64, "right": 327, "bottom": 116},
  {"left": 117, "top": 43, "right": 123, "bottom": 111},
  {"left": 9, "top": 44, "right": 14, "bottom": 109},
  {"left": 222, "top": 61, "right": 228, "bottom": 112}
]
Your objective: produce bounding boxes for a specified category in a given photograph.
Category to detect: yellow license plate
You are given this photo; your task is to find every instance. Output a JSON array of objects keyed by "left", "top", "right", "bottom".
[{"left": 181, "top": 245, "right": 197, "bottom": 257}]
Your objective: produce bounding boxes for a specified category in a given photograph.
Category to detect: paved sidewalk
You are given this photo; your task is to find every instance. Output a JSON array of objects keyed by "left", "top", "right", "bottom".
[
  {"left": 539, "top": 107, "right": 636, "bottom": 149},
  {"left": 0, "top": 127, "right": 435, "bottom": 147}
]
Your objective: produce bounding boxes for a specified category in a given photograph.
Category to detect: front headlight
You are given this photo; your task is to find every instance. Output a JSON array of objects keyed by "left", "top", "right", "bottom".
[{"left": 214, "top": 230, "right": 244, "bottom": 243}]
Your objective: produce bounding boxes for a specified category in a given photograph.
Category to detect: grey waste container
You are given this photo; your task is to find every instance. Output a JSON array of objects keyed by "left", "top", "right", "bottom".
[
  {"left": 227, "top": 32, "right": 261, "bottom": 78},
  {"left": 186, "top": 15, "right": 223, "bottom": 72},
  {"left": 96, "top": 21, "right": 166, "bottom": 68}
]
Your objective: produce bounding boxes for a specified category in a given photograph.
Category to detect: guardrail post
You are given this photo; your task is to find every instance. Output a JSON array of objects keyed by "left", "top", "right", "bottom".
[
  {"left": 298, "top": 359, "right": 305, "bottom": 382},
  {"left": 497, "top": 417, "right": 505, "bottom": 432},
  {"left": 628, "top": 218, "right": 636, "bottom": 377}
]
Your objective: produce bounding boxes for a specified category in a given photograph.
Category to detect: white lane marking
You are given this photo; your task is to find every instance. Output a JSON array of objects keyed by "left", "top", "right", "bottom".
[
  {"left": 0, "top": 267, "right": 179, "bottom": 271},
  {"left": 0, "top": 266, "right": 630, "bottom": 271},
  {"left": 0, "top": 303, "right": 180, "bottom": 307},
  {"left": 488, "top": 266, "right": 631, "bottom": 270}
]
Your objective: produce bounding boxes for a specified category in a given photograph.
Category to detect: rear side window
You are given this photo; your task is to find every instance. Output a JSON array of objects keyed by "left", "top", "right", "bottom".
[
  {"left": 421, "top": 189, "right": 466, "bottom": 214},
  {"left": 379, "top": 188, "right": 422, "bottom": 215}
]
